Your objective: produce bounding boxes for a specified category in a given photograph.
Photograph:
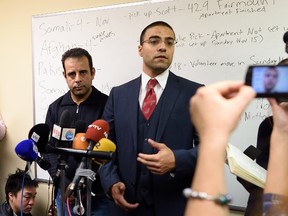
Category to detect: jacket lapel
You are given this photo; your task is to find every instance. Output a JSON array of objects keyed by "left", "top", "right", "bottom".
[
  {"left": 127, "top": 76, "right": 141, "bottom": 151},
  {"left": 156, "top": 72, "right": 180, "bottom": 141}
]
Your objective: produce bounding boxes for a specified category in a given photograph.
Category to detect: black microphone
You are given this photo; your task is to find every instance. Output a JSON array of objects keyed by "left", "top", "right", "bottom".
[
  {"left": 15, "top": 139, "right": 51, "bottom": 170},
  {"left": 52, "top": 109, "right": 75, "bottom": 147},
  {"left": 283, "top": 31, "right": 288, "bottom": 54},
  {"left": 27, "top": 123, "right": 52, "bottom": 170},
  {"left": 52, "top": 110, "right": 75, "bottom": 187},
  {"left": 66, "top": 119, "right": 110, "bottom": 197},
  {"left": 28, "top": 123, "right": 50, "bottom": 153}
]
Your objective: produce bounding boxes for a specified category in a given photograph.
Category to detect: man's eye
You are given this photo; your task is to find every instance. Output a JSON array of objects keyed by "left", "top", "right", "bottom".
[
  {"left": 166, "top": 40, "right": 174, "bottom": 46},
  {"left": 149, "top": 39, "right": 160, "bottom": 45},
  {"left": 68, "top": 73, "right": 76, "bottom": 78}
]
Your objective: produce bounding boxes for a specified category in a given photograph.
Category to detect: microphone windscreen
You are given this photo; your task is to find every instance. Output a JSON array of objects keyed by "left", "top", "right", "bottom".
[
  {"left": 59, "top": 109, "right": 71, "bottom": 127},
  {"left": 85, "top": 119, "right": 109, "bottom": 143},
  {"left": 72, "top": 133, "right": 88, "bottom": 150},
  {"left": 92, "top": 138, "right": 116, "bottom": 164},
  {"left": 15, "top": 139, "right": 38, "bottom": 161},
  {"left": 36, "top": 157, "right": 51, "bottom": 170},
  {"left": 283, "top": 31, "right": 288, "bottom": 43},
  {"left": 75, "top": 120, "right": 87, "bottom": 134},
  {"left": 28, "top": 123, "right": 50, "bottom": 153}
]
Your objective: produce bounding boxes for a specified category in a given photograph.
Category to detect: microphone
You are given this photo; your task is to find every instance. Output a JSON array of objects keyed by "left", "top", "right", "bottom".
[
  {"left": 15, "top": 139, "right": 51, "bottom": 170},
  {"left": 283, "top": 31, "right": 288, "bottom": 54},
  {"left": 67, "top": 119, "right": 109, "bottom": 197},
  {"left": 92, "top": 138, "right": 116, "bottom": 165},
  {"left": 52, "top": 110, "right": 75, "bottom": 146},
  {"left": 72, "top": 120, "right": 88, "bottom": 150},
  {"left": 28, "top": 123, "right": 50, "bottom": 153},
  {"left": 72, "top": 120, "right": 88, "bottom": 162}
]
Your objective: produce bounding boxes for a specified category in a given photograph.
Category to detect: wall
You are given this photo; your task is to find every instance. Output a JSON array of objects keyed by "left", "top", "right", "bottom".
[{"left": 0, "top": 0, "right": 243, "bottom": 215}]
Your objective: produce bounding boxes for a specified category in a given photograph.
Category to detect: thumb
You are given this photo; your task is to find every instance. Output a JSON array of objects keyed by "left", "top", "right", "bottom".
[
  {"left": 147, "top": 138, "right": 162, "bottom": 150},
  {"left": 119, "top": 182, "right": 126, "bottom": 192}
]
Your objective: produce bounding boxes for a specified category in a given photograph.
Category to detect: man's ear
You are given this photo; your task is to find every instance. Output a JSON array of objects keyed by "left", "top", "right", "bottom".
[
  {"left": 138, "top": 45, "right": 143, "bottom": 57},
  {"left": 8, "top": 192, "right": 14, "bottom": 200},
  {"left": 62, "top": 71, "right": 66, "bottom": 78},
  {"left": 91, "top": 67, "right": 96, "bottom": 79}
]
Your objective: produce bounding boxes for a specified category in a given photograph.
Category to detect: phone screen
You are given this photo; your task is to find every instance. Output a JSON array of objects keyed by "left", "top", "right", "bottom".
[{"left": 245, "top": 65, "right": 288, "bottom": 98}]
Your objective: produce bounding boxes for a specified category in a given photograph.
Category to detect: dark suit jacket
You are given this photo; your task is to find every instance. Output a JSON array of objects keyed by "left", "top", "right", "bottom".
[{"left": 99, "top": 72, "right": 203, "bottom": 216}]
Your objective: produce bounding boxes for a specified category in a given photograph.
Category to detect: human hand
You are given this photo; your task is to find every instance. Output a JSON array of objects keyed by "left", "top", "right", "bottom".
[
  {"left": 137, "top": 139, "right": 175, "bottom": 175},
  {"left": 269, "top": 99, "right": 288, "bottom": 134},
  {"left": 190, "top": 81, "right": 255, "bottom": 146},
  {"left": 111, "top": 182, "right": 139, "bottom": 211}
]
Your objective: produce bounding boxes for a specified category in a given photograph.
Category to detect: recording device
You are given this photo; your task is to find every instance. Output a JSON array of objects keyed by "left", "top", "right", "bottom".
[
  {"left": 245, "top": 65, "right": 288, "bottom": 99},
  {"left": 15, "top": 139, "right": 51, "bottom": 170},
  {"left": 66, "top": 119, "right": 110, "bottom": 197},
  {"left": 52, "top": 109, "right": 75, "bottom": 144}
]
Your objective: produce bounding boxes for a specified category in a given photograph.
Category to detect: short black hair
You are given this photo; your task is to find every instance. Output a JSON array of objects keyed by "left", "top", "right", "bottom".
[
  {"left": 139, "top": 21, "right": 175, "bottom": 45},
  {"left": 5, "top": 169, "right": 38, "bottom": 202},
  {"left": 61, "top": 47, "right": 93, "bottom": 73}
]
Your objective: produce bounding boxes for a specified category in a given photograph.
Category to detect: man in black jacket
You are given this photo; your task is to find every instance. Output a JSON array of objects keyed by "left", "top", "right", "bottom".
[{"left": 43, "top": 47, "right": 108, "bottom": 216}]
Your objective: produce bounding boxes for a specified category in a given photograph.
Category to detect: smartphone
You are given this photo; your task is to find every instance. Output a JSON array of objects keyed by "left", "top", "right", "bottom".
[{"left": 245, "top": 65, "right": 288, "bottom": 100}]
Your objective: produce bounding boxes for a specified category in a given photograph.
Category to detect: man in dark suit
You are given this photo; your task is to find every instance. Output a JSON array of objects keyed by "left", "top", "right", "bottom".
[{"left": 99, "top": 21, "right": 203, "bottom": 216}]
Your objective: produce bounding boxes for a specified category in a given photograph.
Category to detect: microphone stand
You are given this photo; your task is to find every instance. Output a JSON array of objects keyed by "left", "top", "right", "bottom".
[
  {"left": 86, "top": 158, "right": 92, "bottom": 216},
  {"left": 54, "top": 155, "right": 67, "bottom": 216}
]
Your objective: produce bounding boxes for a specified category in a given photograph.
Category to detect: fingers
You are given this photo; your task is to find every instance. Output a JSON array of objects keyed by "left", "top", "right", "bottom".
[
  {"left": 206, "top": 81, "right": 244, "bottom": 97},
  {"left": 111, "top": 182, "right": 139, "bottom": 211},
  {"left": 230, "top": 85, "right": 256, "bottom": 112}
]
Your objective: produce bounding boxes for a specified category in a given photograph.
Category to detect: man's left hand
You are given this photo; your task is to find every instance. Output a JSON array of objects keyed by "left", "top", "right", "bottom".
[{"left": 137, "top": 139, "right": 175, "bottom": 175}]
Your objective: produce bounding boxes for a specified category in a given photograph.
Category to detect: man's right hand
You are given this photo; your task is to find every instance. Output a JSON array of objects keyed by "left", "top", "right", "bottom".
[{"left": 111, "top": 182, "right": 139, "bottom": 211}]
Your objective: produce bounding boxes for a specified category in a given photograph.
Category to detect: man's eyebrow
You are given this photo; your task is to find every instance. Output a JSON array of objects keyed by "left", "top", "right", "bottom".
[
  {"left": 148, "top": 35, "right": 174, "bottom": 39},
  {"left": 24, "top": 192, "right": 37, "bottom": 196}
]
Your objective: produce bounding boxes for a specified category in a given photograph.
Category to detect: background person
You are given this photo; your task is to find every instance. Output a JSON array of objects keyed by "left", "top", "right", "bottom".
[
  {"left": 0, "top": 168, "right": 56, "bottom": 216},
  {"left": 43, "top": 47, "right": 108, "bottom": 216},
  {"left": 0, "top": 168, "right": 38, "bottom": 216}
]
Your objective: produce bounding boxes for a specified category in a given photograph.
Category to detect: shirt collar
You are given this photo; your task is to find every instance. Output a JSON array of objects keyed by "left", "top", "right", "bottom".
[{"left": 141, "top": 69, "right": 169, "bottom": 90}]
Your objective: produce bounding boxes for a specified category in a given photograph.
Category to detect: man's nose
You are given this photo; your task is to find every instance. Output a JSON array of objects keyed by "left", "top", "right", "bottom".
[{"left": 75, "top": 72, "right": 81, "bottom": 82}]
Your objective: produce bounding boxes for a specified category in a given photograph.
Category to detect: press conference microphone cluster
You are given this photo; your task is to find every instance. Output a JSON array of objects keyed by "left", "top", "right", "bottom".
[
  {"left": 43, "top": 118, "right": 113, "bottom": 159},
  {"left": 15, "top": 139, "right": 51, "bottom": 170},
  {"left": 66, "top": 119, "right": 110, "bottom": 197}
]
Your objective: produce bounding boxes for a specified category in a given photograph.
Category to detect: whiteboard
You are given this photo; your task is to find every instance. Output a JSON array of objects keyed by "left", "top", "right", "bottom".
[{"left": 32, "top": 0, "right": 288, "bottom": 209}]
